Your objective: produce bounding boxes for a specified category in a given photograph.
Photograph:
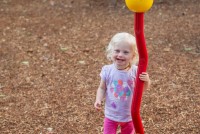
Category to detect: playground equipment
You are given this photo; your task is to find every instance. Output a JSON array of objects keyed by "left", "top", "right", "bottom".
[{"left": 125, "top": 0, "right": 153, "bottom": 134}]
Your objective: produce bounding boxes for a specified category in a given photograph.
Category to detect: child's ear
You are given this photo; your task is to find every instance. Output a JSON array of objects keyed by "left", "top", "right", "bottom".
[{"left": 132, "top": 54, "right": 136, "bottom": 59}]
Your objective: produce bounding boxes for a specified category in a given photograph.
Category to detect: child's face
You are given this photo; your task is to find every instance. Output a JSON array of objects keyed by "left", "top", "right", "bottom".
[{"left": 112, "top": 41, "right": 134, "bottom": 69}]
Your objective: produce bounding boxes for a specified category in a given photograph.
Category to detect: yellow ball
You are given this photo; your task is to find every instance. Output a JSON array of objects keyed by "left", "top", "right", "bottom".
[{"left": 125, "top": 0, "right": 153, "bottom": 12}]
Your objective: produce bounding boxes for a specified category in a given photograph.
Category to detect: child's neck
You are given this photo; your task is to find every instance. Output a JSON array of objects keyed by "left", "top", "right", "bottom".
[{"left": 115, "top": 63, "right": 131, "bottom": 71}]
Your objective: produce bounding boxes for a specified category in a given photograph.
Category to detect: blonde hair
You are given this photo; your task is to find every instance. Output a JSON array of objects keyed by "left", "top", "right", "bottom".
[{"left": 106, "top": 32, "right": 138, "bottom": 65}]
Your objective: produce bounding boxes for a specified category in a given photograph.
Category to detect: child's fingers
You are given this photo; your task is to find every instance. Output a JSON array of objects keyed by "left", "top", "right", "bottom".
[
  {"left": 94, "top": 102, "right": 102, "bottom": 110},
  {"left": 139, "top": 73, "right": 149, "bottom": 81},
  {"left": 139, "top": 77, "right": 146, "bottom": 81},
  {"left": 139, "top": 74, "right": 146, "bottom": 78},
  {"left": 141, "top": 72, "right": 147, "bottom": 75},
  {"left": 140, "top": 72, "right": 149, "bottom": 77}
]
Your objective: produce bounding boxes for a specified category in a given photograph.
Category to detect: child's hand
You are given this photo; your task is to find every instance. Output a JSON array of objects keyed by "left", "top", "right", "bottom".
[
  {"left": 94, "top": 100, "right": 102, "bottom": 110},
  {"left": 139, "top": 72, "right": 150, "bottom": 82}
]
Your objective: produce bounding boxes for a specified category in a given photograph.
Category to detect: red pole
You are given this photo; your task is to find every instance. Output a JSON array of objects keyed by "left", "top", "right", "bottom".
[{"left": 131, "top": 12, "right": 148, "bottom": 134}]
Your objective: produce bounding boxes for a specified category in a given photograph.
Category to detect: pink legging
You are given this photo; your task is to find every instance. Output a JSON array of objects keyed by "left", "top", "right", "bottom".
[{"left": 103, "top": 117, "right": 135, "bottom": 134}]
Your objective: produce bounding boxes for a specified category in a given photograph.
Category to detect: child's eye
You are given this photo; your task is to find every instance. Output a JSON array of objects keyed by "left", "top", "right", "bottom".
[
  {"left": 124, "top": 51, "right": 129, "bottom": 54},
  {"left": 114, "top": 50, "right": 120, "bottom": 53}
]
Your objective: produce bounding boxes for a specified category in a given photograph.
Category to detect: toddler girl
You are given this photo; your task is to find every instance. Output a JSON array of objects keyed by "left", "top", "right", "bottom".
[{"left": 94, "top": 32, "right": 150, "bottom": 134}]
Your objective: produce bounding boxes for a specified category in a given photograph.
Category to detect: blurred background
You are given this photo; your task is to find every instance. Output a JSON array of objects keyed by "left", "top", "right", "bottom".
[{"left": 0, "top": 0, "right": 199, "bottom": 133}]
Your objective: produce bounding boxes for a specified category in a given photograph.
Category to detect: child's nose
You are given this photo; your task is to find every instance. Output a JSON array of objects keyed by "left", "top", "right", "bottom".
[{"left": 118, "top": 52, "right": 124, "bottom": 57}]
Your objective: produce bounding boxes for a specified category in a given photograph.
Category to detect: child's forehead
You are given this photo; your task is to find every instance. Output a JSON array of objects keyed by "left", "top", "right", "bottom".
[{"left": 114, "top": 41, "right": 133, "bottom": 48}]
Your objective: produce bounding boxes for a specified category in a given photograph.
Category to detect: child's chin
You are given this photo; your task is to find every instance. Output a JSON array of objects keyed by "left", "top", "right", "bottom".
[
  {"left": 116, "top": 61, "right": 125, "bottom": 65},
  {"left": 116, "top": 64, "right": 125, "bottom": 68}
]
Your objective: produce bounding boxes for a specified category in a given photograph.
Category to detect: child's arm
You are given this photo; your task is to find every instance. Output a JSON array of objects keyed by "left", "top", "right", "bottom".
[
  {"left": 139, "top": 72, "right": 151, "bottom": 90},
  {"left": 94, "top": 79, "right": 106, "bottom": 110}
]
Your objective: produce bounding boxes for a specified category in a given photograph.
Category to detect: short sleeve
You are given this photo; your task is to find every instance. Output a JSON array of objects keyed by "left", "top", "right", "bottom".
[
  {"left": 131, "top": 65, "right": 138, "bottom": 80},
  {"left": 100, "top": 65, "right": 107, "bottom": 81}
]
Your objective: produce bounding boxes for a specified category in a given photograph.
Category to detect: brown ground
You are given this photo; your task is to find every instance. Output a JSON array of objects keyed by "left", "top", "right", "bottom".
[{"left": 0, "top": 0, "right": 200, "bottom": 134}]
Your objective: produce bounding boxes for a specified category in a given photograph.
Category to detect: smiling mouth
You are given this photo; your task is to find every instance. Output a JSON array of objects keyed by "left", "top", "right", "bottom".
[{"left": 116, "top": 58, "right": 125, "bottom": 61}]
